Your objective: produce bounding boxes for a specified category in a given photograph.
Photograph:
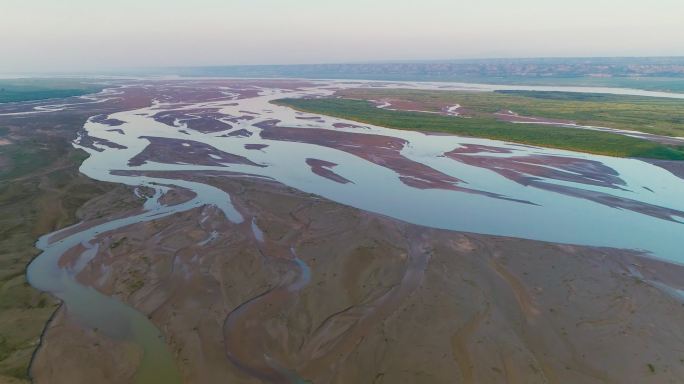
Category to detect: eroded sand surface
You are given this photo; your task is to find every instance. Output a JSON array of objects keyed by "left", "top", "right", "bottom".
[{"left": 15, "top": 79, "right": 684, "bottom": 383}]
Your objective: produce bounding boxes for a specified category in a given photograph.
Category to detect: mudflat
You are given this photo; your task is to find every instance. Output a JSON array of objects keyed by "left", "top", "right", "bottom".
[
  {"left": 2, "top": 78, "right": 683, "bottom": 384},
  {"left": 35, "top": 174, "right": 684, "bottom": 383}
]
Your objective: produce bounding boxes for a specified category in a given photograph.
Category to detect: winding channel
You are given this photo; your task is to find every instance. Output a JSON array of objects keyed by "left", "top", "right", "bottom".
[{"left": 23, "top": 79, "right": 684, "bottom": 382}]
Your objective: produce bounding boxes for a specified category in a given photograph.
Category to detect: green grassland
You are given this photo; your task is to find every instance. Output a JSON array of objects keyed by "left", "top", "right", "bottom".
[
  {"left": 336, "top": 88, "right": 684, "bottom": 138},
  {"left": 0, "top": 79, "right": 102, "bottom": 104},
  {"left": 274, "top": 97, "right": 684, "bottom": 160},
  {"left": 0, "top": 112, "right": 139, "bottom": 382}
]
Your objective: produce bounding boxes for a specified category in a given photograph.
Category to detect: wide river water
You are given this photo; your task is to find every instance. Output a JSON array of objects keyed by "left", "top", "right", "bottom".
[{"left": 23, "top": 79, "right": 684, "bottom": 383}]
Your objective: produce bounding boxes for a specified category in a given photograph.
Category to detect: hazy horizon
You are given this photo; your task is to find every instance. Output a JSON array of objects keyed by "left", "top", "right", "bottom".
[{"left": 2, "top": 0, "right": 684, "bottom": 73}]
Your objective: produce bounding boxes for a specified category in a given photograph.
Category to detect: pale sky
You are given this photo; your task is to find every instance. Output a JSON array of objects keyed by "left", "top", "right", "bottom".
[{"left": 1, "top": 0, "right": 683, "bottom": 73}]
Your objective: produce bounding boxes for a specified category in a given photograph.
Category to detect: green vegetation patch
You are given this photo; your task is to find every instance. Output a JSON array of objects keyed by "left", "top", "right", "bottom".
[
  {"left": 274, "top": 97, "right": 684, "bottom": 160},
  {"left": 0, "top": 79, "right": 102, "bottom": 104},
  {"left": 336, "top": 88, "right": 684, "bottom": 138}
]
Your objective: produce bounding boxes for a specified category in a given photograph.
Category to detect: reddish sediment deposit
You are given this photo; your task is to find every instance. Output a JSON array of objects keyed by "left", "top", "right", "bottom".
[
  {"left": 91, "top": 114, "right": 126, "bottom": 127},
  {"left": 305, "top": 158, "right": 352, "bottom": 184},
  {"left": 244, "top": 144, "right": 269, "bottom": 150},
  {"left": 127, "top": 137, "right": 264, "bottom": 168},
  {"left": 446, "top": 149, "right": 684, "bottom": 221},
  {"left": 257, "top": 120, "right": 530, "bottom": 203}
]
